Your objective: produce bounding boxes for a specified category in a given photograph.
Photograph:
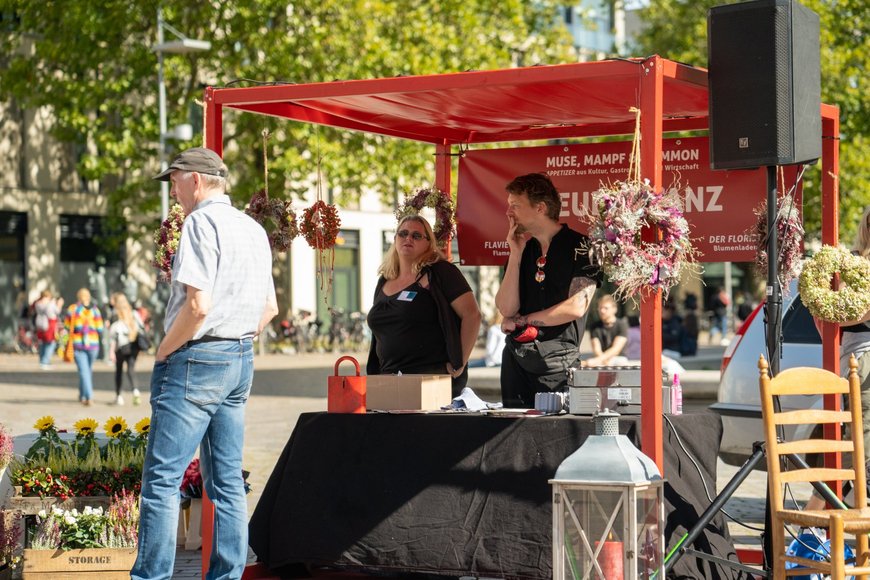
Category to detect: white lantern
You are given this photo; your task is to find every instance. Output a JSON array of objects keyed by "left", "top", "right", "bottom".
[{"left": 550, "top": 411, "right": 665, "bottom": 580}]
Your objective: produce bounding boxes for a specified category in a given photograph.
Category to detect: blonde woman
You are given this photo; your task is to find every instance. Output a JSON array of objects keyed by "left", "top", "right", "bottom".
[
  {"left": 108, "top": 292, "right": 143, "bottom": 405},
  {"left": 366, "top": 215, "right": 481, "bottom": 397},
  {"left": 64, "top": 288, "right": 104, "bottom": 405}
]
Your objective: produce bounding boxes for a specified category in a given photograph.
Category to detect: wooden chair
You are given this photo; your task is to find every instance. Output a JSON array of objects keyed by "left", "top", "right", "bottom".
[{"left": 759, "top": 354, "right": 870, "bottom": 579}]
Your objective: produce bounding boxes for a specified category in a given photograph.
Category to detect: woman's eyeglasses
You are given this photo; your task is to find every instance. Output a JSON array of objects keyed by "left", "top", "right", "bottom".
[{"left": 397, "top": 230, "right": 429, "bottom": 241}]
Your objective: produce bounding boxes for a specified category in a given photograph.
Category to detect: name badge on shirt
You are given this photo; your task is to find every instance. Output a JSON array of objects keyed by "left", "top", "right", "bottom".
[{"left": 397, "top": 291, "right": 418, "bottom": 302}]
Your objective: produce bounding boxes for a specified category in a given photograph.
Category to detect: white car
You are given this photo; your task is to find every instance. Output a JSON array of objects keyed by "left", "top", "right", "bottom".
[{"left": 711, "top": 281, "right": 823, "bottom": 466}]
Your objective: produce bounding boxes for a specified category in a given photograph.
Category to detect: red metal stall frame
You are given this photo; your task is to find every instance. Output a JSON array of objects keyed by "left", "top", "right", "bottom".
[{"left": 191, "top": 56, "right": 839, "bottom": 576}]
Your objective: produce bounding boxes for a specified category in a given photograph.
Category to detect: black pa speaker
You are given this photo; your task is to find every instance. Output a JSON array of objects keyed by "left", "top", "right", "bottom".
[{"left": 707, "top": 0, "right": 821, "bottom": 170}]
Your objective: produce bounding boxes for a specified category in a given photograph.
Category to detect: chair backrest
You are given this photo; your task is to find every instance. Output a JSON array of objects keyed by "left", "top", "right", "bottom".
[{"left": 758, "top": 355, "right": 865, "bottom": 511}]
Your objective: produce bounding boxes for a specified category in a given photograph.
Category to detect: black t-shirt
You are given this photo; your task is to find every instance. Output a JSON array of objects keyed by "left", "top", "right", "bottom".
[
  {"left": 518, "top": 224, "right": 601, "bottom": 345},
  {"left": 590, "top": 317, "right": 628, "bottom": 353},
  {"left": 367, "top": 260, "right": 471, "bottom": 374}
]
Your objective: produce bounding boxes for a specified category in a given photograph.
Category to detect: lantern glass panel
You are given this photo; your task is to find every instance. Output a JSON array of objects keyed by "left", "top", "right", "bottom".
[
  {"left": 559, "top": 486, "right": 628, "bottom": 579},
  {"left": 635, "top": 484, "right": 664, "bottom": 578},
  {"left": 556, "top": 483, "right": 663, "bottom": 580}
]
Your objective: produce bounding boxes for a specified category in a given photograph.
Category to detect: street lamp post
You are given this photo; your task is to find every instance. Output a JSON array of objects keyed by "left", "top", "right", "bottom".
[{"left": 153, "top": 8, "right": 211, "bottom": 220}]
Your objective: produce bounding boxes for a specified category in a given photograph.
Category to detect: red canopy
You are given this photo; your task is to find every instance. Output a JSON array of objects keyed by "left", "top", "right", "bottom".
[{"left": 207, "top": 58, "right": 709, "bottom": 144}]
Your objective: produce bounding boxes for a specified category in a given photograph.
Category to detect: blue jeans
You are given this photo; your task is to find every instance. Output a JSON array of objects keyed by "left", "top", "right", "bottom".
[
  {"left": 132, "top": 339, "right": 254, "bottom": 580},
  {"left": 38, "top": 340, "right": 55, "bottom": 365},
  {"left": 73, "top": 348, "right": 98, "bottom": 401}
]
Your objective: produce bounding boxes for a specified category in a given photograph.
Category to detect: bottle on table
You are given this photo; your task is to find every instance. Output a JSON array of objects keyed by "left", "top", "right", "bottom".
[{"left": 671, "top": 373, "right": 683, "bottom": 415}]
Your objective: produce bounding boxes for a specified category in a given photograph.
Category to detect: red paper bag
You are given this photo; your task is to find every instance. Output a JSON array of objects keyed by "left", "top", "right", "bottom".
[{"left": 328, "top": 356, "right": 366, "bottom": 413}]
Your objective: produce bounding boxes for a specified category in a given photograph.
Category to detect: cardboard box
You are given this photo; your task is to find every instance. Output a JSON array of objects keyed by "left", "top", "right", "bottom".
[{"left": 365, "top": 374, "right": 452, "bottom": 410}]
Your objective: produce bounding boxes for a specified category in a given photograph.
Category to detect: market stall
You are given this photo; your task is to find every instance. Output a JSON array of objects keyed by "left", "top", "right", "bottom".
[
  {"left": 201, "top": 56, "right": 841, "bottom": 470},
  {"left": 197, "top": 57, "right": 841, "bottom": 577}
]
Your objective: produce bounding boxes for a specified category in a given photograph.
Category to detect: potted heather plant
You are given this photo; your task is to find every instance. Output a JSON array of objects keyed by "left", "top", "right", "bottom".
[{"left": 0, "top": 511, "right": 21, "bottom": 579}]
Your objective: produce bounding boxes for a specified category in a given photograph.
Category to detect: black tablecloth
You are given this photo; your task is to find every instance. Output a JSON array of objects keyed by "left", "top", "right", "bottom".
[{"left": 249, "top": 412, "right": 746, "bottom": 579}]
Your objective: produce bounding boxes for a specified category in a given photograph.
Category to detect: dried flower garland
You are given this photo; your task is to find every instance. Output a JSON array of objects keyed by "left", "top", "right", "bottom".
[
  {"left": 582, "top": 180, "right": 698, "bottom": 302},
  {"left": 753, "top": 194, "right": 804, "bottom": 289},
  {"left": 396, "top": 186, "right": 456, "bottom": 249},
  {"left": 244, "top": 189, "right": 299, "bottom": 252},
  {"left": 798, "top": 245, "right": 870, "bottom": 323},
  {"left": 152, "top": 204, "right": 185, "bottom": 281},
  {"left": 300, "top": 200, "right": 341, "bottom": 250}
]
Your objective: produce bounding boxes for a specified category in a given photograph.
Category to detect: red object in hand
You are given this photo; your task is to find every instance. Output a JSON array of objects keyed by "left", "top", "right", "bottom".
[{"left": 511, "top": 325, "right": 538, "bottom": 343}]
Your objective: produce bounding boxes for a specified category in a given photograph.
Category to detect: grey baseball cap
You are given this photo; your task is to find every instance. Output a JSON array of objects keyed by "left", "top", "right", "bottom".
[{"left": 153, "top": 147, "right": 227, "bottom": 181}]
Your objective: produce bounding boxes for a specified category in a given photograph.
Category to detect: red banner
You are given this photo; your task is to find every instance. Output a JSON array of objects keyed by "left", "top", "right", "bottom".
[{"left": 456, "top": 137, "right": 800, "bottom": 265}]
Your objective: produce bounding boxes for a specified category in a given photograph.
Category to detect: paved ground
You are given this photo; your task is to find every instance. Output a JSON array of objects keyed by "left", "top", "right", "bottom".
[{"left": 0, "top": 339, "right": 776, "bottom": 578}]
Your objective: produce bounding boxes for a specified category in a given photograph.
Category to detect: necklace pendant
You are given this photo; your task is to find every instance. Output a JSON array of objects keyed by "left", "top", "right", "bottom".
[{"left": 535, "top": 270, "right": 546, "bottom": 283}]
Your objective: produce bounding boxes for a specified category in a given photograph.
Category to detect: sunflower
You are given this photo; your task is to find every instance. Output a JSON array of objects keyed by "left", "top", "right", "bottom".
[
  {"left": 104, "top": 416, "right": 128, "bottom": 438},
  {"left": 33, "top": 415, "right": 56, "bottom": 434},
  {"left": 134, "top": 417, "right": 151, "bottom": 436},
  {"left": 73, "top": 418, "right": 99, "bottom": 436}
]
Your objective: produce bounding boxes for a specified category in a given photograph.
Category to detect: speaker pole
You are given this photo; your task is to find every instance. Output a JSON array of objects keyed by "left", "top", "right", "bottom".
[{"left": 764, "top": 165, "right": 782, "bottom": 376}]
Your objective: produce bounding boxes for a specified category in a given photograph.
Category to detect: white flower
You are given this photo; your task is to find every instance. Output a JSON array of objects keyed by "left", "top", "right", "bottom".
[
  {"left": 64, "top": 515, "right": 76, "bottom": 525},
  {"left": 37, "top": 509, "right": 46, "bottom": 518}
]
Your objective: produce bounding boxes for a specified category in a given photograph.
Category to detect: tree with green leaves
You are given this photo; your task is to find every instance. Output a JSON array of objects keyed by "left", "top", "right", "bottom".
[
  {"left": 631, "top": 0, "right": 869, "bottom": 244},
  {"left": 0, "top": 0, "right": 574, "bottom": 246}
]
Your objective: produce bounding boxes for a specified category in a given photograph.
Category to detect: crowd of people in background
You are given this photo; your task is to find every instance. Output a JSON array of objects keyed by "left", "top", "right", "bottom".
[
  {"left": 13, "top": 279, "right": 753, "bottom": 377},
  {"left": 585, "top": 286, "right": 754, "bottom": 365},
  {"left": 13, "top": 283, "right": 154, "bottom": 406}
]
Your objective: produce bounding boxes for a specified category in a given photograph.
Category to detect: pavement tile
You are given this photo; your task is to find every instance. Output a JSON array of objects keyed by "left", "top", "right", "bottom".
[{"left": 0, "top": 346, "right": 775, "bottom": 579}]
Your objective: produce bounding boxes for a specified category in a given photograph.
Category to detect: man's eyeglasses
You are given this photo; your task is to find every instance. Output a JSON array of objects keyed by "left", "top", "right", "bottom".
[{"left": 397, "top": 230, "right": 429, "bottom": 241}]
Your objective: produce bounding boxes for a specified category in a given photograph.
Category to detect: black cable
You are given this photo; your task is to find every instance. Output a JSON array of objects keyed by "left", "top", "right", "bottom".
[{"left": 663, "top": 415, "right": 764, "bottom": 532}]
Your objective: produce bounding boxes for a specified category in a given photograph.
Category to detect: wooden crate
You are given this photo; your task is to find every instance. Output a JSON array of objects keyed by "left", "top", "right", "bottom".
[
  {"left": 23, "top": 548, "right": 137, "bottom": 579},
  {"left": 5, "top": 496, "right": 110, "bottom": 516}
]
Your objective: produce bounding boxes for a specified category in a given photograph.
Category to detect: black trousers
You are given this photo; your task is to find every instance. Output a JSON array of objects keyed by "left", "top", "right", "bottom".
[
  {"left": 114, "top": 346, "right": 138, "bottom": 395},
  {"left": 500, "top": 339, "right": 578, "bottom": 408}
]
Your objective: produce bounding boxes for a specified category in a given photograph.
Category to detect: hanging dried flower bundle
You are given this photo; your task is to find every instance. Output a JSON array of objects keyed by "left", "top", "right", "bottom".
[
  {"left": 582, "top": 180, "right": 698, "bottom": 302},
  {"left": 244, "top": 189, "right": 299, "bottom": 252},
  {"left": 153, "top": 204, "right": 186, "bottom": 281},
  {"left": 752, "top": 193, "right": 804, "bottom": 289},
  {"left": 396, "top": 186, "right": 456, "bottom": 249},
  {"left": 300, "top": 200, "right": 341, "bottom": 250}
]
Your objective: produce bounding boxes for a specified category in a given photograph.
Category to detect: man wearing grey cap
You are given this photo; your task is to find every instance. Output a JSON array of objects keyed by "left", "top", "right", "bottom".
[{"left": 132, "top": 147, "right": 278, "bottom": 580}]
